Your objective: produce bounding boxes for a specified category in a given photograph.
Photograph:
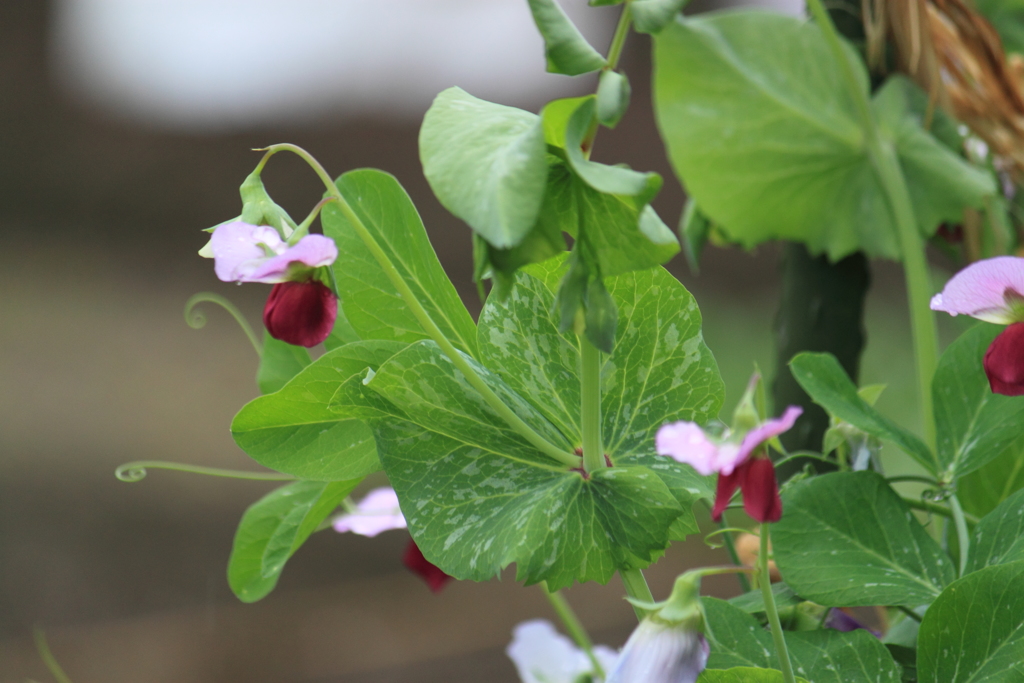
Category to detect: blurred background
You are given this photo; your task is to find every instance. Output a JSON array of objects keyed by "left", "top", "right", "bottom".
[{"left": 0, "top": 0, "right": 922, "bottom": 681}]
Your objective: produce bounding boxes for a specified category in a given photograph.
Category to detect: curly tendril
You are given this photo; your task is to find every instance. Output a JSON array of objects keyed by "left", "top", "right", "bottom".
[
  {"left": 115, "top": 460, "right": 295, "bottom": 483},
  {"left": 184, "top": 292, "right": 262, "bottom": 356},
  {"left": 702, "top": 527, "right": 752, "bottom": 550}
]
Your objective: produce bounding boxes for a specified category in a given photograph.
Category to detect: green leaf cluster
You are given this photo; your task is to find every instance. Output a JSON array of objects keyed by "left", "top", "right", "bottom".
[
  {"left": 420, "top": 85, "right": 678, "bottom": 352},
  {"left": 224, "top": 169, "right": 721, "bottom": 598},
  {"left": 653, "top": 11, "right": 994, "bottom": 261}
]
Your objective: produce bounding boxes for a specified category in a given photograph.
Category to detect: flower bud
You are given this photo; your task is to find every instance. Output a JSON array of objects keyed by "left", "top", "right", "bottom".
[
  {"left": 605, "top": 618, "right": 708, "bottom": 683},
  {"left": 402, "top": 540, "right": 453, "bottom": 593},
  {"left": 262, "top": 280, "right": 338, "bottom": 347},
  {"left": 609, "top": 571, "right": 709, "bottom": 683},
  {"left": 984, "top": 322, "right": 1024, "bottom": 395}
]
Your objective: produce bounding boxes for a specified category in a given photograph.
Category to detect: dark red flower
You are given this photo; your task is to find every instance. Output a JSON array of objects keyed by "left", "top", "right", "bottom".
[
  {"left": 711, "top": 457, "right": 782, "bottom": 523},
  {"left": 262, "top": 280, "right": 338, "bottom": 347},
  {"left": 403, "top": 539, "right": 453, "bottom": 593},
  {"left": 984, "top": 322, "right": 1024, "bottom": 396}
]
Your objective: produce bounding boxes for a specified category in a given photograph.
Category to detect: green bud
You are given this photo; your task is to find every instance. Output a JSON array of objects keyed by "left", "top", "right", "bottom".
[
  {"left": 239, "top": 170, "right": 297, "bottom": 237},
  {"left": 731, "top": 373, "right": 762, "bottom": 433},
  {"left": 596, "top": 70, "right": 631, "bottom": 128}
]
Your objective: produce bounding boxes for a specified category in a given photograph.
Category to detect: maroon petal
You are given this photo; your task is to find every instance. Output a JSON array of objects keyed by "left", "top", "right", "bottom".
[
  {"left": 403, "top": 539, "right": 453, "bottom": 593},
  {"left": 262, "top": 280, "right": 338, "bottom": 347},
  {"left": 712, "top": 466, "right": 744, "bottom": 521},
  {"left": 739, "top": 458, "right": 782, "bottom": 523},
  {"left": 984, "top": 322, "right": 1024, "bottom": 396}
]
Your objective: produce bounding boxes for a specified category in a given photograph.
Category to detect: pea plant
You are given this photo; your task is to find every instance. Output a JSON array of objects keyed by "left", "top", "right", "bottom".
[{"left": 118, "top": 0, "right": 1024, "bottom": 681}]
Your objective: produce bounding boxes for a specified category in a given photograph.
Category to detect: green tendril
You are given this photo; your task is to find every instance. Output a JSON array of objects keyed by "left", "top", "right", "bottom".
[
  {"left": 33, "top": 629, "right": 73, "bottom": 683},
  {"left": 115, "top": 460, "right": 295, "bottom": 483},
  {"left": 184, "top": 292, "right": 262, "bottom": 357}
]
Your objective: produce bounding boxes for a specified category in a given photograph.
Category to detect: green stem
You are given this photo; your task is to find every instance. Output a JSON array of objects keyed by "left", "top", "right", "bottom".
[
  {"left": 262, "top": 144, "right": 578, "bottom": 468},
  {"left": 902, "top": 496, "right": 980, "bottom": 525},
  {"left": 184, "top": 292, "right": 262, "bottom": 357},
  {"left": 115, "top": 461, "right": 296, "bottom": 483},
  {"left": 948, "top": 493, "right": 971, "bottom": 577},
  {"left": 806, "top": 0, "right": 939, "bottom": 451},
  {"left": 580, "top": 337, "right": 605, "bottom": 473},
  {"left": 760, "top": 526, "right": 797, "bottom": 683},
  {"left": 543, "top": 585, "right": 605, "bottom": 679},
  {"left": 718, "top": 510, "right": 752, "bottom": 593},
  {"left": 896, "top": 605, "right": 923, "bottom": 623},
  {"left": 33, "top": 629, "right": 73, "bottom": 683},
  {"left": 606, "top": 3, "right": 632, "bottom": 71},
  {"left": 620, "top": 568, "right": 655, "bottom": 621}
]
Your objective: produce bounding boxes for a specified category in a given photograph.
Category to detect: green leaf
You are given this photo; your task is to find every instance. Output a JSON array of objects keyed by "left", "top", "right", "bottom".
[
  {"left": 542, "top": 96, "right": 592, "bottom": 148},
  {"left": 873, "top": 77, "right": 996, "bottom": 244},
  {"left": 420, "top": 88, "right": 548, "bottom": 250},
  {"left": 790, "top": 352, "right": 936, "bottom": 472},
  {"left": 958, "top": 433, "right": 1024, "bottom": 518},
  {"left": 933, "top": 323, "right": 1024, "bottom": 480},
  {"left": 596, "top": 70, "right": 631, "bottom": 128},
  {"left": 565, "top": 97, "right": 662, "bottom": 203},
  {"left": 478, "top": 270, "right": 582, "bottom": 442},
  {"left": 228, "top": 479, "right": 360, "bottom": 602},
  {"left": 476, "top": 155, "right": 569, "bottom": 292},
  {"left": 231, "top": 341, "right": 404, "bottom": 480},
  {"left": 322, "top": 168, "right": 478, "bottom": 357},
  {"left": 727, "top": 583, "right": 801, "bottom": 614},
  {"left": 653, "top": 12, "right": 994, "bottom": 260},
  {"left": 703, "top": 597, "right": 900, "bottom": 682},
  {"left": 601, "top": 266, "right": 724, "bottom": 458},
  {"left": 257, "top": 332, "right": 311, "bottom": 395},
  {"left": 367, "top": 261, "right": 723, "bottom": 586},
  {"left": 543, "top": 161, "right": 679, "bottom": 278},
  {"left": 917, "top": 561, "right": 1024, "bottom": 683},
  {"left": 699, "top": 669, "right": 807, "bottom": 683},
  {"left": 631, "top": 0, "right": 690, "bottom": 34},
  {"left": 966, "top": 488, "right": 1024, "bottom": 573},
  {"left": 526, "top": 0, "right": 607, "bottom": 76},
  {"left": 322, "top": 304, "right": 359, "bottom": 351},
  {"left": 772, "top": 471, "right": 955, "bottom": 606},
  {"left": 976, "top": 0, "right": 1024, "bottom": 55},
  {"left": 366, "top": 342, "right": 682, "bottom": 588},
  {"left": 488, "top": 259, "right": 721, "bottom": 507}
]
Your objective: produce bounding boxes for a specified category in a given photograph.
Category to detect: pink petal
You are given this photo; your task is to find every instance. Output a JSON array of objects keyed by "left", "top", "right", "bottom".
[
  {"left": 656, "top": 422, "right": 720, "bottom": 476},
  {"left": 332, "top": 487, "right": 407, "bottom": 537},
  {"left": 210, "top": 222, "right": 285, "bottom": 282},
  {"left": 930, "top": 256, "right": 1024, "bottom": 324},
  {"left": 736, "top": 406, "right": 802, "bottom": 464},
  {"left": 247, "top": 234, "right": 338, "bottom": 283}
]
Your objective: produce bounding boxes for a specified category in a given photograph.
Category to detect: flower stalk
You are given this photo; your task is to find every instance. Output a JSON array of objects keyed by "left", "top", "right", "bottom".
[
  {"left": 759, "top": 525, "right": 797, "bottom": 683},
  {"left": 543, "top": 586, "right": 606, "bottom": 679}
]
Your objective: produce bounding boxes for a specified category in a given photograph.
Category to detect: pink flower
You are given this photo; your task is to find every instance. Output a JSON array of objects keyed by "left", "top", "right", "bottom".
[
  {"left": 207, "top": 221, "right": 339, "bottom": 347},
  {"left": 210, "top": 221, "right": 337, "bottom": 284},
  {"left": 332, "top": 487, "right": 407, "bottom": 537},
  {"left": 656, "top": 407, "right": 801, "bottom": 523},
  {"left": 931, "top": 256, "right": 1024, "bottom": 395}
]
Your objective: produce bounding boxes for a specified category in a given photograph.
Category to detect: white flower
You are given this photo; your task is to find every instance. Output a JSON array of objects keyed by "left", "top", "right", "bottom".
[
  {"left": 332, "top": 487, "right": 407, "bottom": 537},
  {"left": 507, "top": 620, "right": 618, "bottom": 683}
]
